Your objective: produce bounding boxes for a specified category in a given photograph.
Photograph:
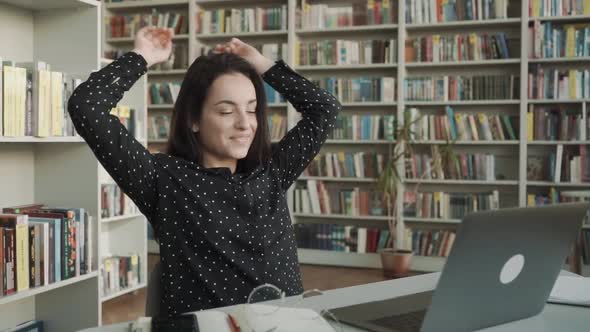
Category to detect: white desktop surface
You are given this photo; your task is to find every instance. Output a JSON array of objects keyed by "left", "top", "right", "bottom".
[{"left": 81, "top": 271, "right": 589, "bottom": 332}]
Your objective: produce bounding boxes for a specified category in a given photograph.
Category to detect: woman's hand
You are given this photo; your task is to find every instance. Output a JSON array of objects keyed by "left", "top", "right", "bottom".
[
  {"left": 213, "top": 38, "right": 274, "bottom": 75},
  {"left": 132, "top": 27, "right": 174, "bottom": 68}
]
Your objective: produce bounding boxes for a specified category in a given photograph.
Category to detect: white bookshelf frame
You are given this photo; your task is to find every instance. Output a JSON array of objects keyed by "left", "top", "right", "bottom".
[{"left": 0, "top": 1, "right": 104, "bottom": 331}]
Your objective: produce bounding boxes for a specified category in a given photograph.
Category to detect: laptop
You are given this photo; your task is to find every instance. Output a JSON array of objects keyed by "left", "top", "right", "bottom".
[{"left": 330, "top": 202, "right": 588, "bottom": 332}]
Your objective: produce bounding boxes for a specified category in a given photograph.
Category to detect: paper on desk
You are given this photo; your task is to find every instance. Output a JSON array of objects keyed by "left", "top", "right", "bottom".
[
  {"left": 229, "top": 304, "right": 337, "bottom": 332},
  {"left": 548, "top": 276, "right": 590, "bottom": 307}
]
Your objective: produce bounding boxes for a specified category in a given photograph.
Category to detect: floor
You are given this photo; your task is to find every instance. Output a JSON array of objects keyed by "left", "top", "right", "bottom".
[{"left": 101, "top": 254, "right": 390, "bottom": 325}]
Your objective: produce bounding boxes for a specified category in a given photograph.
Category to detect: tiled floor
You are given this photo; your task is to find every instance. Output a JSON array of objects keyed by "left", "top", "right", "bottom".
[{"left": 101, "top": 254, "right": 389, "bottom": 325}]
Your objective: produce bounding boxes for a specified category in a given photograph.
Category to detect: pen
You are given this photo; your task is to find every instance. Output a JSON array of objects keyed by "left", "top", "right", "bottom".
[{"left": 227, "top": 313, "right": 241, "bottom": 332}]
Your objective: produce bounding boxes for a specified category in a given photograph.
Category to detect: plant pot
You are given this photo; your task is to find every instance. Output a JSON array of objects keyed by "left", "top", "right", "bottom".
[{"left": 379, "top": 248, "right": 413, "bottom": 279}]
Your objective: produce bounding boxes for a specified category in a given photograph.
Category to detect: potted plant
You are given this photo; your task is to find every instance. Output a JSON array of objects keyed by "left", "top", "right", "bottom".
[{"left": 376, "top": 112, "right": 457, "bottom": 278}]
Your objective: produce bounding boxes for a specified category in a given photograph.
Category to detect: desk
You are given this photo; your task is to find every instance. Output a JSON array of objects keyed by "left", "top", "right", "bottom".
[{"left": 81, "top": 271, "right": 589, "bottom": 332}]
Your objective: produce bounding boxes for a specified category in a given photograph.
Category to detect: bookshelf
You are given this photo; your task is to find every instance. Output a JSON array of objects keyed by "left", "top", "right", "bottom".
[
  {"left": 0, "top": 1, "right": 149, "bottom": 330},
  {"left": 99, "top": 0, "right": 590, "bottom": 276},
  {"left": 0, "top": 1, "right": 103, "bottom": 331}
]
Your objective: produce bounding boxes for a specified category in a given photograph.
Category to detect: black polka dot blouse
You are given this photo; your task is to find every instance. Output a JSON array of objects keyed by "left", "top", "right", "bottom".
[{"left": 67, "top": 51, "right": 341, "bottom": 317}]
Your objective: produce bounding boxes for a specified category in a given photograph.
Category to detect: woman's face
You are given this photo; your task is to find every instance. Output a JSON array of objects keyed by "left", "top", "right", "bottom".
[{"left": 195, "top": 72, "right": 258, "bottom": 168}]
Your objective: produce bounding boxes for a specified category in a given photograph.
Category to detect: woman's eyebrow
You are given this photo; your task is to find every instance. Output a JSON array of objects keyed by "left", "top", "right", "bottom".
[{"left": 214, "top": 99, "right": 257, "bottom": 106}]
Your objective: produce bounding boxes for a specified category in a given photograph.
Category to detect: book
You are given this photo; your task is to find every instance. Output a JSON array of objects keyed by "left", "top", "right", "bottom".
[{"left": 0, "top": 214, "right": 29, "bottom": 291}]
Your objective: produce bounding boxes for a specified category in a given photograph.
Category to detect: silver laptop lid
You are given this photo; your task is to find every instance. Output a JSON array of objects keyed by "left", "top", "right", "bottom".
[{"left": 421, "top": 202, "right": 588, "bottom": 332}]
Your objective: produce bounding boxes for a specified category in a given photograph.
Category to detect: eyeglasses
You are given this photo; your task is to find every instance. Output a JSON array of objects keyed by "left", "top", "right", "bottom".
[{"left": 242, "top": 283, "right": 342, "bottom": 332}]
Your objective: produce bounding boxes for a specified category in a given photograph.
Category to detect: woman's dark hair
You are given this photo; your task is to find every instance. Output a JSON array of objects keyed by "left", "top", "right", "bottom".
[{"left": 166, "top": 53, "right": 271, "bottom": 173}]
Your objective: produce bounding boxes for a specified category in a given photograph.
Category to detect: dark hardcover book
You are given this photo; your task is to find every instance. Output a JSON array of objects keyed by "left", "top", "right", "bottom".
[
  {"left": 0, "top": 227, "right": 3, "bottom": 296},
  {"left": 28, "top": 225, "right": 35, "bottom": 287}
]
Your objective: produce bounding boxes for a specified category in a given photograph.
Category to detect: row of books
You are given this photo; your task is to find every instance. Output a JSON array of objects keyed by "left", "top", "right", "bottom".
[
  {"left": 106, "top": 12, "right": 188, "bottom": 39},
  {"left": 528, "top": 145, "right": 590, "bottom": 183},
  {"left": 297, "top": 0, "right": 397, "bottom": 29},
  {"left": 405, "top": 32, "right": 512, "bottom": 63},
  {"left": 294, "top": 224, "right": 392, "bottom": 254},
  {"left": 0, "top": 204, "right": 93, "bottom": 297},
  {"left": 1, "top": 60, "right": 80, "bottom": 137},
  {"left": 527, "top": 105, "right": 588, "bottom": 141},
  {"left": 311, "top": 77, "right": 395, "bottom": 102},
  {"left": 304, "top": 152, "right": 387, "bottom": 178},
  {"left": 405, "top": 0, "right": 509, "bottom": 24},
  {"left": 295, "top": 39, "right": 397, "bottom": 66},
  {"left": 268, "top": 114, "right": 287, "bottom": 141},
  {"left": 409, "top": 229, "right": 456, "bottom": 257},
  {"left": 294, "top": 180, "right": 386, "bottom": 216},
  {"left": 407, "top": 149, "right": 497, "bottom": 180},
  {"left": 406, "top": 107, "right": 519, "bottom": 141},
  {"left": 529, "top": 22, "right": 590, "bottom": 59},
  {"left": 528, "top": 66, "right": 590, "bottom": 100},
  {"left": 404, "top": 74, "right": 520, "bottom": 101},
  {"left": 403, "top": 190, "right": 500, "bottom": 219},
  {"left": 149, "top": 82, "right": 181, "bottom": 105},
  {"left": 526, "top": 187, "right": 590, "bottom": 206},
  {"left": 148, "top": 114, "right": 170, "bottom": 141},
  {"left": 195, "top": 6, "right": 287, "bottom": 34},
  {"left": 101, "top": 184, "right": 139, "bottom": 220},
  {"left": 264, "top": 82, "right": 286, "bottom": 104},
  {"left": 529, "top": 0, "right": 590, "bottom": 17},
  {"left": 329, "top": 114, "right": 396, "bottom": 141},
  {"left": 328, "top": 114, "right": 396, "bottom": 141},
  {"left": 101, "top": 254, "right": 141, "bottom": 297}
]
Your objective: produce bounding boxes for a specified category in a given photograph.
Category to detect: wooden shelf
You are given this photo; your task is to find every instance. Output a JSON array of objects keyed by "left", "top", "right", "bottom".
[
  {"left": 404, "top": 100, "right": 520, "bottom": 106},
  {"left": 101, "top": 213, "right": 145, "bottom": 224},
  {"left": 105, "top": 0, "right": 188, "bottom": 10},
  {"left": 406, "top": 18, "right": 521, "bottom": 30},
  {"left": 528, "top": 57, "right": 590, "bottom": 64},
  {"left": 148, "top": 138, "right": 168, "bottom": 144},
  {"left": 296, "top": 24, "right": 398, "bottom": 36},
  {"left": 101, "top": 282, "right": 147, "bottom": 302},
  {"left": 0, "top": 272, "right": 98, "bottom": 306},
  {"left": 341, "top": 102, "right": 397, "bottom": 107},
  {"left": 528, "top": 141, "right": 590, "bottom": 145},
  {"left": 295, "top": 63, "right": 397, "bottom": 71},
  {"left": 1, "top": 0, "right": 99, "bottom": 10},
  {"left": 293, "top": 213, "right": 390, "bottom": 222},
  {"left": 0, "top": 136, "right": 85, "bottom": 143},
  {"left": 325, "top": 139, "right": 392, "bottom": 145},
  {"left": 528, "top": 99, "right": 590, "bottom": 104},
  {"left": 406, "top": 59, "right": 521, "bottom": 68},
  {"left": 404, "top": 179, "right": 519, "bottom": 185},
  {"left": 412, "top": 140, "right": 519, "bottom": 145},
  {"left": 527, "top": 181, "right": 590, "bottom": 187},
  {"left": 404, "top": 217, "right": 462, "bottom": 224},
  {"left": 107, "top": 34, "right": 189, "bottom": 43},
  {"left": 148, "top": 69, "right": 187, "bottom": 76},
  {"left": 196, "top": 30, "right": 287, "bottom": 39},
  {"left": 148, "top": 104, "right": 175, "bottom": 109},
  {"left": 298, "top": 176, "right": 377, "bottom": 183},
  {"left": 528, "top": 14, "right": 590, "bottom": 22}
]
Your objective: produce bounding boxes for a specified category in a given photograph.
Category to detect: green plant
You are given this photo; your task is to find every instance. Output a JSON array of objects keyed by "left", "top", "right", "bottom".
[{"left": 377, "top": 112, "right": 457, "bottom": 251}]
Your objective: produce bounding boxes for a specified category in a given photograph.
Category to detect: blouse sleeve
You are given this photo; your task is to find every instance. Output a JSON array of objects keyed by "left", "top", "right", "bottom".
[
  {"left": 67, "top": 52, "right": 158, "bottom": 220},
  {"left": 263, "top": 60, "right": 341, "bottom": 190}
]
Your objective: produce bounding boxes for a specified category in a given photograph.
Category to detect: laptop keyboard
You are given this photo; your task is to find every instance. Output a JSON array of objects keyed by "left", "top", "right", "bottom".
[{"left": 368, "top": 309, "right": 427, "bottom": 332}]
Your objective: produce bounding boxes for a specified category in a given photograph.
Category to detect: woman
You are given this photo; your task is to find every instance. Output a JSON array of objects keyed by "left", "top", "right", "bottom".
[{"left": 68, "top": 27, "right": 340, "bottom": 317}]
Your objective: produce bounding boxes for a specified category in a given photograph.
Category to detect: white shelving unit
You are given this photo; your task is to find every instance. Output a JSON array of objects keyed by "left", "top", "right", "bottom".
[
  {"left": 0, "top": 1, "right": 102, "bottom": 331},
  {"left": 0, "top": 1, "right": 149, "bottom": 330},
  {"left": 98, "top": 0, "right": 590, "bottom": 277}
]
